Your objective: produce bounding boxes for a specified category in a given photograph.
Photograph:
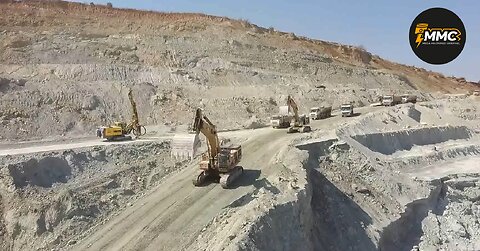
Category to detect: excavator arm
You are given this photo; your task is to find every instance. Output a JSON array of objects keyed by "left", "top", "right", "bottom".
[
  {"left": 191, "top": 108, "right": 220, "bottom": 163},
  {"left": 287, "top": 95, "right": 300, "bottom": 124}
]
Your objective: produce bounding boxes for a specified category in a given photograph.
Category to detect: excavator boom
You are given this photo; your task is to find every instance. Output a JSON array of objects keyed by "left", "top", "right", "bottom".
[
  {"left": 191, "top": 108, "right": 220, "bottom": 166},
  {"left": 287, "top": 95, "right": 300, "bottom": 123}
]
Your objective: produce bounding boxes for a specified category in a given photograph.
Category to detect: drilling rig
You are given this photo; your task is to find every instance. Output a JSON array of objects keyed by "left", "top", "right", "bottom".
[{"left": 96, "top": 88, "right": 146, "bottom": 141}]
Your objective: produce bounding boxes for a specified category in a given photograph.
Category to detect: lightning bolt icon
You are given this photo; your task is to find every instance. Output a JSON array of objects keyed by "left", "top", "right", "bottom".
[
  {"left": 416, "top": 34, "right": 423, "bottom": 48},
  {"left": 414, "top": 23, "right": 428, "bottom": 48}
]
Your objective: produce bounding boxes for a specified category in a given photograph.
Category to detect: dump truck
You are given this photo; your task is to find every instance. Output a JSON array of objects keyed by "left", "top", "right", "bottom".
[
  {"left": 270, "top": 115, "right": 291, "bottom": 128},
  {"left": 382, "top": 95, "right": 402, "bottom": 106},
  {"left": 309, "top": 106, "right": 332, "bottom": 120},
  {"left": 341, "top": 103, "right": 354, "bottom": 117},
  {"left": 270, "top": 105, "right": 291, "bottom": 129},
  {"left": 401, "top": 94, "right": 417, "bottom": 104}
]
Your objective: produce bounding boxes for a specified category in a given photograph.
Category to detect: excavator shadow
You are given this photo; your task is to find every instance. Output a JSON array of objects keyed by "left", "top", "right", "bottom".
[
  {"left": 227, "top": 175, "right": 280, "bottom": 208},
  {"left": 253, "top": 177, "right": 280, "bottom": 194},
  {"left": 193, "top": 176, "right": 217, "bottom": 187},
  {"left": 224, "top": 169, "right": 261, "bottom": 189}
]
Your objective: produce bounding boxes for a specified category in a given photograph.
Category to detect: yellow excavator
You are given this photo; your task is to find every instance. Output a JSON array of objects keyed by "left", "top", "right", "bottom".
[
  {"left": 96, "top": 88, "right": 146, "bottom": 141},
  {"left": 171, "top": 108, "right": 243, "bottom": 188},
  {"left": 286, "top": 95, "right": 311, "bottom": 133}
]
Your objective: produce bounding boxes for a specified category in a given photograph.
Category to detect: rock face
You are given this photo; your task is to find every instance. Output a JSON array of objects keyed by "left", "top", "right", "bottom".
[
  {"left": 81, "top": 95, "right": 100, "bottom": 110},
  {"left": 0, "top": 141, "right": 177, "bottom": 251},
  {"left": 0, "top": 1, "right": 477, "bottom": 141}
]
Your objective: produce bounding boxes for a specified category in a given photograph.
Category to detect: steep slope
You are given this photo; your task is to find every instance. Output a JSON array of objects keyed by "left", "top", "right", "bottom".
[{"left": 0, "top": 1, "right": 477, "bottom": 141}]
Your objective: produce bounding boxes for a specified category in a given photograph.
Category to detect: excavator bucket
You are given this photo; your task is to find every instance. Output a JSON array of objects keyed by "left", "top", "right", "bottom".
[
  {"left": 171, "top": 133, "right": 201, "bottom": 160},
  {"left": 279, "top": 105, "right": 290, "bottom": 115}
]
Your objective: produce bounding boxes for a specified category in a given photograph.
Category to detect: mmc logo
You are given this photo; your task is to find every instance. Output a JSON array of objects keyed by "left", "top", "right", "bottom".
[
  {"left": 409, "top": 7, "right": 466, "bottom": 65},
  {"left": 414, "top": 23, "right": 462, "bottom": 48}
]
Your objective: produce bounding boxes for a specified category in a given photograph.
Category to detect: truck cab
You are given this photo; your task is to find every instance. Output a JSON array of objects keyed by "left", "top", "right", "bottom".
[
  {"left": 341, "top": 104, "right": 354, "bottom": 117},
  {"left": 270, "top": 115, "right": 290, "bottom": 128},
  {"left": 309, "top": 106, "right": 332, "bottom": 120},
  {"left": 382, "top": 95, "right": 394, "bottom": 106},
  {"left": 382, "top": 95, "right": 402, "bottom": 106},
  {"left": 309, "top": 107, "right": 321, "bottom": 120}
]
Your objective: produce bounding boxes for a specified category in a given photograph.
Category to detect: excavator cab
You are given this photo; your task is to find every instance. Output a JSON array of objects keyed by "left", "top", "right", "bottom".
[
  {"left": 217, "top": 146, "right": 242, "bottom": 170},
  {"left": 300, "top": 114, "right": 310, "bottom": 125},
  {"left": 113, "top": 122, "right": 127, "bottom": 131},
  {"left": 218, "top": 150, "right": 230, "bottom": 167}
]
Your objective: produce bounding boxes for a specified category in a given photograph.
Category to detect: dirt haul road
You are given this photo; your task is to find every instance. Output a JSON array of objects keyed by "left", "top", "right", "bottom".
[
  {"left": 0, "top": 139, "right": 161, "bottom": 156},
  {"left": 0, "top": 127, "right": 173, "bottom": 156},
  {"left": 69, "top": 106, "right": 380, "bottom": 251},
  {"left": 71, "top": 128, "right": 291, "bottom": 251}
]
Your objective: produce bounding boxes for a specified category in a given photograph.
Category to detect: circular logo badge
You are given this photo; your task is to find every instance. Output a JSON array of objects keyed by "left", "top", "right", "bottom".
[{"left": 409, "top": 8, "right": 466, "bottom": 65}]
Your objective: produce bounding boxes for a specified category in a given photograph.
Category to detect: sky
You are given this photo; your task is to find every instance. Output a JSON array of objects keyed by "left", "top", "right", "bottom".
[{"left": 70, "top": 0, "right": 479, "bottom": 82}]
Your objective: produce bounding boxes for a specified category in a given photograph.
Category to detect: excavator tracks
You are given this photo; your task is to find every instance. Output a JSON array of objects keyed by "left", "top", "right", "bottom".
[
  {"left": 287, "top": 125, "right": 311, "bottom": 134},
  {"left": 192, "top": 171, "right": 209, "bottom": 187},
  {"left": 220, "top": 166, "right": 244, "bottom": 188},
  {"left": 300, "top": 125, "right": 311, "bottom": 133}
]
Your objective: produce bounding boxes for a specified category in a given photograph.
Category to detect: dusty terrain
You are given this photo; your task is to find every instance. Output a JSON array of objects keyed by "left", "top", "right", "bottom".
[{"left": 1, "top": 1, "right": 480, "bottom": 251}]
